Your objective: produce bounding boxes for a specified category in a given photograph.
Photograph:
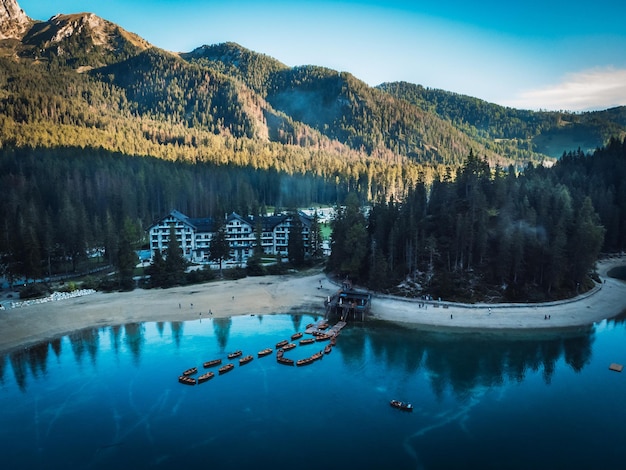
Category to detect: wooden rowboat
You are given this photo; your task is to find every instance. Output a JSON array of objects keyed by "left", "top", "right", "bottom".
[
  {"left": 324, "top": 344, "right": 332, "bottom": 354},
  {"left": 277, "top": 356, "right": 294, "bottom": 366},
  {"left": 390, "top": 400, "right": 413, "bottom": 411},
  {"left": 296, "top": 357, "right": 314, "bottom": 366},
  {"left": 218, "top": 363, "right": 235, "bottom": 374},
  {"left": 282, "top": 343, "right": 296, "bottom": 351},
  {"left": 203, "top": 358, "right": 222, "bottom": 368},
  {"left": 227, "top": 350, "right": 243, "bottom": 359},
  {"left": 299, "top": 338, "right": 315, "bottom": 345},
  {"left": 178, "top": 375, "right": 196, "bottom": 385},
  {"left": 197, "top": 371, "right": 215, "bottom": 383},
  {"left": 258, "top": 348, "right": 273, "bottom": 357},
  {"left": 291, "top": 332, "right": 303, "bottom": 340},
  {"left": 276, "top": 339, "right": 289, "bottom": 348},
  {"left": 182, "top": 367, "right": 197, "bottom": 376},
  {"left": 239, "top": 355, "right": 254, "bottom": 365}
]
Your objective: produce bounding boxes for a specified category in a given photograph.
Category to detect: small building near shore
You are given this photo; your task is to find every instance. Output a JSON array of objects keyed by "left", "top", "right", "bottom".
[{"left": 326, "top": 287, "right": 371, "bottom": 321}]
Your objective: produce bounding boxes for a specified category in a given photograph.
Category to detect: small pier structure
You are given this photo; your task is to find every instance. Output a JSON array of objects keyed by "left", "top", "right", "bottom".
[
  {"left": 325, "top": 280, "right": 371, "bottom": 321},
  {"left": 305, "top": 320, "right": 347, "bottom": 337}
]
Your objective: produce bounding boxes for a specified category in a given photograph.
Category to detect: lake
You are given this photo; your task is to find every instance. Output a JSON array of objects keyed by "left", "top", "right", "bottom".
[{"left": 1, "top": 311, "right": 626, "bottom": 470}]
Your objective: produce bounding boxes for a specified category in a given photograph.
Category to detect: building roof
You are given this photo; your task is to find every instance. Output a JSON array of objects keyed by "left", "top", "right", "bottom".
[
  {"left": 149, "top": 210, "right": 312, "bottom": 233},
  {"left": 148, "top": 210, "right": 214, "bottom": 232}
]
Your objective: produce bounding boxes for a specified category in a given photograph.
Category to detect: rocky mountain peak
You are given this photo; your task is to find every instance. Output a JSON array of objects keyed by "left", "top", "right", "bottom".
[
  {"left": 0, "top": 0, "right": 31, "bottom": 39},
  {"left": 48, "top": 12, "right": 110, "bottom": 46}
]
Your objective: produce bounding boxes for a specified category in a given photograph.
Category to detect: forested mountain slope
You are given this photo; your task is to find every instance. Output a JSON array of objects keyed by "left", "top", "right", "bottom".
[{"left": 378, "top": 81, "right": 626, "bottom": 159}]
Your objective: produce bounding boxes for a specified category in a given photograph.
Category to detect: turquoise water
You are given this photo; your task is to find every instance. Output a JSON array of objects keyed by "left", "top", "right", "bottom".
[{"left": 2, "top": 312, "right": 626, "bottom": 470}]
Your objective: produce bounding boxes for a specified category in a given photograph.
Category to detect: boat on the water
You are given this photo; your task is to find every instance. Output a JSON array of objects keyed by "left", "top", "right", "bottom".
[
  {"left": 390, "top": 400, "right": 413, "bottom": 411},
  {"left": 239, "top": 355, "right": 254, "bottom": 365},
  {"left": 299, "top": 338, "right": 315, "bottom": 345},
  {"left": 276, "top": 339, "right": 289, "bottom": 348},
  {"left": 227, "top": 350, "right": 243, "bottom": 359},
  {"left": 324, "top": 344, "right": 332, "bottom": 354},
  {"left": 277, "top": 356, "right": 294, "bottom": 366},
  {"left": 178, "top": 375, "right": 196, "bottom": 385},
  {"left": 197, "top": 371, "right": 215, "bottom": 383},
  {"left": 291, "top": 332, "right": 303, "bottom": 340},
  {"left": 258, "top": 348, "right": 273, "bottom": 357},
  {"left": 182, "top": 367, "right": 197, "bottom": 376},
  {"left": 203, "top": 358, "right": 222, "bottom": 368},
  {"left": 283, "top": 343, "right": 296, "bottom": 351},
  {"left": 219, "top": 363, "right": 235, "bottom": 374}
]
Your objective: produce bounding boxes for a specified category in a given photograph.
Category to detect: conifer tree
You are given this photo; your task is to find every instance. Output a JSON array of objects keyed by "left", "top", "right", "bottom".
[
  {"left": 164, "top": 223, "right": 186, "bottom": 286},
  {"left": 209, "top": 218, "right": 230, "bottom": 277}
]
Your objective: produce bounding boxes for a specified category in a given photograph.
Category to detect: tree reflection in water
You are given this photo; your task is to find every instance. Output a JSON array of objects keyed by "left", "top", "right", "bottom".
[
  {"left": 212, "top": 317, "right": 232, "bottom": 351},
  {"left": 0, "top": 315, "right": 601, "bottom": 395},
  {"left": 336, "top": 321, "right": 595, "bottom": 399}
]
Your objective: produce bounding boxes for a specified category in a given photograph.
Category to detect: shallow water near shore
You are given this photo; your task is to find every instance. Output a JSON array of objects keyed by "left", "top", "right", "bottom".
[{"left": 2, "top": 311, "right": 626, "bottom": 469}]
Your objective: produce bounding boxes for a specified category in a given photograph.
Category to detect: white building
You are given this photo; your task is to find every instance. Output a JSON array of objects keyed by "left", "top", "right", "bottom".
[{"left": 147, "top": 210, "right": 313, "bottom": 267}]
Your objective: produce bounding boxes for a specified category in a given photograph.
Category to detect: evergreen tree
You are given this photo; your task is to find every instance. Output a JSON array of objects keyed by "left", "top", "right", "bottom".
[
  {"left": 116, "top": 217, "right": 138, "bottom": 290},
  {"left": 146, "top": 250, "right": 166, "bottom": 288},
  {"left": 209, "top": 218, "right": 230, "bottom": 277},
  {"left": 164, "top": 224, "right": 186, "bottom": 286},
  {"left": 568, "top": 197, "right": 605, "bottom": 286}
]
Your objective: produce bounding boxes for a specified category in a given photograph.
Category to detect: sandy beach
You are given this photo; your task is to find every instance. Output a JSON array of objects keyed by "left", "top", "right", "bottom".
[{"left": 1, "top": 257, "right": 625, "bottom": 354}]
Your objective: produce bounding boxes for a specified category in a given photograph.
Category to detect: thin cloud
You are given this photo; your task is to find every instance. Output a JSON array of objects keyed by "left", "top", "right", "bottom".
[{"left": 504, "top": 68, "right": 626, "bottom": 112}]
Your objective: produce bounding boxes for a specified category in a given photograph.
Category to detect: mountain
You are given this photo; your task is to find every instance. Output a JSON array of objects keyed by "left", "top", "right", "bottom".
[
  {"left": 1, "top": 0, "right": 625, "bottom": 195},
  {"left": 1, "top": 0, "right": 149, "bottom": 66},
  {"left": 0, "top": 0, "right": 30, "bottom": 41},
  {"left": 377, "top": 82, "right": 626, "bottom": 159}
]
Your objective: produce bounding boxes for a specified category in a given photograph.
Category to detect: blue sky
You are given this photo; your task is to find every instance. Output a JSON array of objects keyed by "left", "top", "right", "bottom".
[{"left": 18, "top": 0, "right": 626, "bottom": 111}]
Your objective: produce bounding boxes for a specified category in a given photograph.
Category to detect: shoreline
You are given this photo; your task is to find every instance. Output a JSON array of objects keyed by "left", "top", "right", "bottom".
[{"left": 1, "top": 258, "right": 625, "bottom": 354}]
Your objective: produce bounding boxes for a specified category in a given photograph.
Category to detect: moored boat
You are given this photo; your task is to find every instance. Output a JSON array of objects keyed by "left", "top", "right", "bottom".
[
  {"left": 258, "top": 348, "right": 273, "bottom": 357},
  {"left": 324, "top": 344, "right": 332, "bottom": 354},
  {"left": 282, "top": 343, "right": 296, "bottom": 351},
  {"left": 203, "top": 358, "right": 222, "bottom": 368},
  {"left": 227, "top": 350, "right": 243, "bottom": 359},
  {"left": 315, "top": 334, "right": 331, "bottom": 342},
  {"left": 311, "top": 351, "right": 323, "bottom": 361},
  {"left": 291, "top": 332, "right": 303, "bottom": 340},
  {"left": 182, "top": 367, "right": 198, "bottom": 376},
  {"left": 296, "top": 357, "right": 314, "bottom": 366},
  {"left": 305, "top": 323, "right": 314, "bottom": 329},
  {"left": 299, "top": 338, "right": 315, "bottom": 345},
  {"left": 390, "top": 400, "right": 413, "bottom": 411},
  {"left": 219, "top": 363, "right": 235, "bottom": 374},
  {"left": 239, "top": 355, "right": 254, "bottom": 365},
  {"left": 197, "top": 371, "right": 215, "bottom": 383},
  {"left": 178, "top": 375, "right": 196, "bottom": 385},
  {"left": 277, "top": 356, "right": 294, "bottom": 366},
  {"left": 276, "top": 339, "right": 289, "bottom": 348}
]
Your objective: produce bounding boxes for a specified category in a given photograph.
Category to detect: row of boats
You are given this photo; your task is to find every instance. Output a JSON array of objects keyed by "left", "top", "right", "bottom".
[{"left": 177, "top": 322, "right": 338, "bottom": 385}]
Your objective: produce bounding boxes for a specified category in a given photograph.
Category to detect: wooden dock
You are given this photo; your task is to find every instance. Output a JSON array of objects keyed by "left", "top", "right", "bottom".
[{"left": 305, "top": 320, "right": 346, "bottom": 337}]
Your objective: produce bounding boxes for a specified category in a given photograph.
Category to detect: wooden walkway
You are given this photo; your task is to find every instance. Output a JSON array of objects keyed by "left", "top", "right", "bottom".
[{"left": 304, "top": 320, "right": 347, "bottom": 337}]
